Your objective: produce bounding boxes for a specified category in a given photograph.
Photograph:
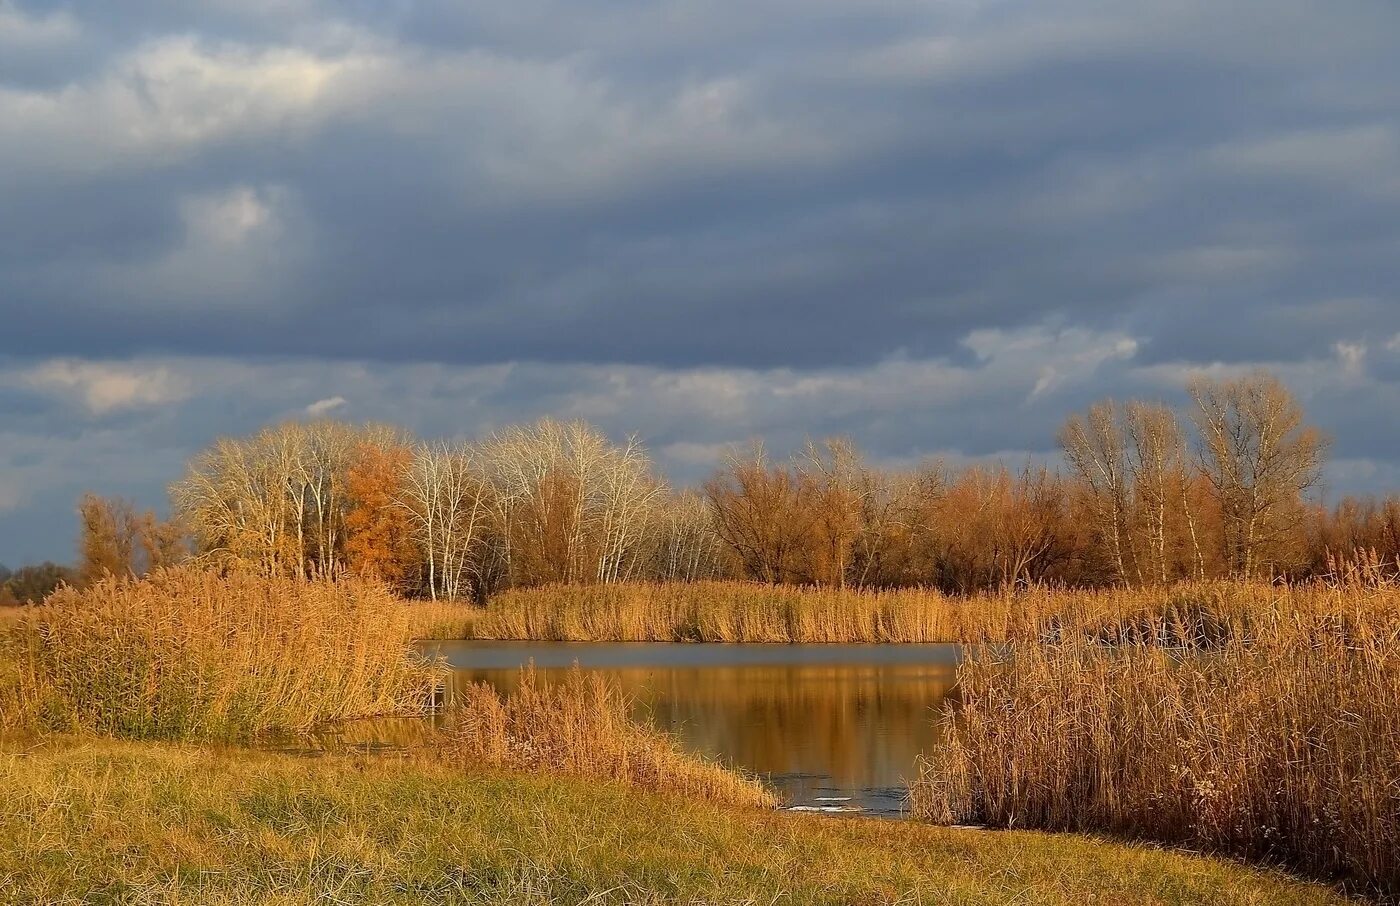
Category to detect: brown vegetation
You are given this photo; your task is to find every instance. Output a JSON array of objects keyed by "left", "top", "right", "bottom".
[
  {"left": 458, "top": 581, "right": 965, "bottom": 642},
  {"left": 911, "top": 579, "right": 1400, "bottom": 898},
  {"left": 87, "top": 368, "right": 1374, "bottom": 604},
  {"left": 2, "top": 568, "right": 441, "bottom": 738},
  {"left": 76, "top": 492, "right": 186, "bottom": 585},
  {"left": 446, "top": 667, "right": 777, "bottom": 809},
  {"left": 427, "top": 578, "right": 1379, "bottom": 644}
]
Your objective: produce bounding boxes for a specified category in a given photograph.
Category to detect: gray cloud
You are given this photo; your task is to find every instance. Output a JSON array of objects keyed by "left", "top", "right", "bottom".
[{"left": 2, "top": 0, "right": 1399, "bottom": 561}]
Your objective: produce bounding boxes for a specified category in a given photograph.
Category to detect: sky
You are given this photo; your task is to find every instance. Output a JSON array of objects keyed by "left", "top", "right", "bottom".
[{"left": 2, "top": 0, "right": 1399, "bottom": 565}]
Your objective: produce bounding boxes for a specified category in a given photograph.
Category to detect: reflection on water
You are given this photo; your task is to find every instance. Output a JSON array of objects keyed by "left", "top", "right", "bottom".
[{"left": 429, "top": 641, "right": 962, "bottom": 817}]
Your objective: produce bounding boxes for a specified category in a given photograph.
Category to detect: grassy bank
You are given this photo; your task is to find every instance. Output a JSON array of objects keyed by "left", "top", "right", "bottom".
[
  {"left": 0, "top": 738, "right": 1349, "bottom": 906},
  {"left": 911, "top": 585, "right": 1400, "bottom": 898},
  {"left": 411, "top": 579, "right": 1400, "bottom": 644}
]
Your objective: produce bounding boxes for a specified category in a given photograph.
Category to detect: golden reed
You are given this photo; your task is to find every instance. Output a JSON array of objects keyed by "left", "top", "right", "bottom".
[
  {"left": 446, "top": 666, "right": 776, "bottom": 809},
  {"left": 3, "top": 568, "right": 442, "bottom": 738},
  {"left": 410, "top": 579, "right": 1363, "bottom": 644},
  {"left": 911, "top": 581, "right": 1400, "bottom": 898}
]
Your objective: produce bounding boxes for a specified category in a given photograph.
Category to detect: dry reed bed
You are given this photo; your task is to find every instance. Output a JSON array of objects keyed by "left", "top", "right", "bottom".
[
  {"left": 446, "top": 666, "right": 777, "bottom": 809},
  {"left": 2, "top": 568, "right": 442, "bottom": 738},
  {"left": 912, "top": 583, "right": 1400, "bottom": 899},
  {"left": 449, "top": 580, "right": 1384, "bottom": 645},
  {"left": 464, "top": 581, "right": 974, "bottom": 642},
  {"left": 404, "top": 598, "right": 483, "bottom": 640}
]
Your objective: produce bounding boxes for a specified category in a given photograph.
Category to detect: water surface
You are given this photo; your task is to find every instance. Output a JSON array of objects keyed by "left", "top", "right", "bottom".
[{"left": 429, "top": 640, "right": 962, "bottom": 817}]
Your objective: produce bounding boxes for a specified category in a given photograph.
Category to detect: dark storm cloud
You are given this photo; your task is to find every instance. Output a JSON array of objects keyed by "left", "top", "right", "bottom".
[
  {"left": 2, "top": 0, "right": 1400, "bottom": 561},
  {"left": 3, "top": 0, "right": 1398, "bottom": 368}
]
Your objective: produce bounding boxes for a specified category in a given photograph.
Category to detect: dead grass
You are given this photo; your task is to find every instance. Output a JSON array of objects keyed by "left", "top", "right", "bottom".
[
  {"left": 912, "top": 581, "right": 1400, "bottom": 899},
  {"left": 445, "top": 666, "right": 777, "bottom": 809},
  {"left": 0, "top": 738, "right": 1350, "bottom": 905},
  {"left": 3, "top": 568, "right": 443, "bottom": 738}
]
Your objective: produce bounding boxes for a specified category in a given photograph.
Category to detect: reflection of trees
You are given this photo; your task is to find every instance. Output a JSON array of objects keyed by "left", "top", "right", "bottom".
[{"left": 458, "top": 664, "right": 956, "bottom": 788}]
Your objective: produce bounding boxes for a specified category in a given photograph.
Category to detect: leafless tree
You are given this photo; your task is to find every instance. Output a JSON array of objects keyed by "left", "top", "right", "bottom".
[
  {"left": 1060, "top": 401, "right": 1133, "bottom": 584},
  {"left": 1190, "top": 371, "right": 1327, "bottom": 578}
]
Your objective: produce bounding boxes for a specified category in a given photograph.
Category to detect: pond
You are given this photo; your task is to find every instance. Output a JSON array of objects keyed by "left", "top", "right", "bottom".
[{"left": 427, "top": 641, "right": 963, "bottom": 818}]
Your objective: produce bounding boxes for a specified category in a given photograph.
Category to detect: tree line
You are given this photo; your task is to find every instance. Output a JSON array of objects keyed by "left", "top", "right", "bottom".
[{"left": 62, "top": 369, "right": 1399, "bottom": 599}]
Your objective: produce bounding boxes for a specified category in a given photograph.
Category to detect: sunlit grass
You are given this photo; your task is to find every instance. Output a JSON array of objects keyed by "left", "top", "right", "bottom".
[{"left": 0, "top": 738, "right": 1348, "bottom": 906}]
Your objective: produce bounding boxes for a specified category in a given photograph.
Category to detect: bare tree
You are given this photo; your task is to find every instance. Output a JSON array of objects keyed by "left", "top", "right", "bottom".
[
  {"left": 1125, "top": 401, "right": 1190, "bottom": 584},
  {"left": 1190, "top": 371, "right": 1327, "bottom": 577},
  {"left": 705, "top": 443, "right": 813, "bottom": 584},
  {"left": 77, "top": 494, "right": 141, "bottom": 583},
  {"left": 798, "top": 438, "right": 865, "bottom": 587},
  {"left": 652, "top": 491, "right": 727, "bottom": 581},
  {"left": 482, "top": 419, "right": 664, "bottom": 587},
  {"left": 1060, "top": 401, "right": 1133, "bottom": 584},
  {"left": 396, "top": 442, "right": 493, "bottom": 600}
]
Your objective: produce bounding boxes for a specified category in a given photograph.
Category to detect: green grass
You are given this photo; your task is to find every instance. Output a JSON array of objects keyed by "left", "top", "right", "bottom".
[{"left": 0, "top": 739, "right": 1351, "bottom": 906}]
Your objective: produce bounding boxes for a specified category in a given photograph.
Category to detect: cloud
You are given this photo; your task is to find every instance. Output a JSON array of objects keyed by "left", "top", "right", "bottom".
[
  {"left": 0, "top": 35, "right": 377, "bottom": 179},
  {"left": 0, "top": 3, "right": 80, "bottom": 50},
  {"left": 2, "top": 1, "right": 1400, "bottom": 560},
  {"left": 305, "top": 395, "right": 347, "bottom": 417},
  {"left": 1335, "top": 342, "right": 1367, "bottom": 378},
  {"left": 1210, "top": 125, "right": 1400, "bottom": 194},
  {"left": 22, "top": 360, "right": 190, "bottom": 414}
]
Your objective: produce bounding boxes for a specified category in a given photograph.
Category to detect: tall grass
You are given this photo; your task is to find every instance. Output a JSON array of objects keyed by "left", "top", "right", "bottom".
[
  {"left": 404, "top": 598, "right": 483, "bottom": 640},
  {"left": 911, "top": 582, "right": 1400, "bottom": 898},
  {"left": 4, "top": 568, "right": 442, "bottom": 738},
  {"left": 447, "top": 579, "right": 1375, "bottom": 644},
  {"left": 446, "top": 667, "right": 778, "bottom": 809},
  {"left": 0, "top": 616, "right": 23, "bottom": 733},
  {"left": 462, "top": 581, "right": 968, "bottom": 642},
  {"left": 0, "top": 607, "right": 21, "bottom": 631}
]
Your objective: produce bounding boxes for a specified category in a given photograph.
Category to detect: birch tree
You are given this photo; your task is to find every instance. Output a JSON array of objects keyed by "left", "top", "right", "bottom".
[
  {"left": 1190, "top": 371, "right": 1327, "bottom": 578},
  {"left": 1060, "top": 401, "right": 1133, "bottom": 584}
]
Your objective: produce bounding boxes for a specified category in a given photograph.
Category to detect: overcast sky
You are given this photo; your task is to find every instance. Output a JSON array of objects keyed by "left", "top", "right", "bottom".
[{"left": 2, "top": 0, "right": 1399, "bottom": 565}]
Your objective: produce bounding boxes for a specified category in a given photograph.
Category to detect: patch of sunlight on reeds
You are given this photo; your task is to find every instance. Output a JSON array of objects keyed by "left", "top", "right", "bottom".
[
  {"left": 446, "top": 666, "right": 778, "bottom": 809},
  {"left": 462, "top": 582, "right": 968, "bottom": 642},
  {"left": 3, "top": 568, "right": 443, "bottom": 739},
  {"left": 403, "top": 598, "right": 483, "bottom": 640},
  {"left": 449, "top": 579, "right": 1386, "bottom": 644},
  {"left": 910, "top": 582, "right": 1400, "bottom": 899}
]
